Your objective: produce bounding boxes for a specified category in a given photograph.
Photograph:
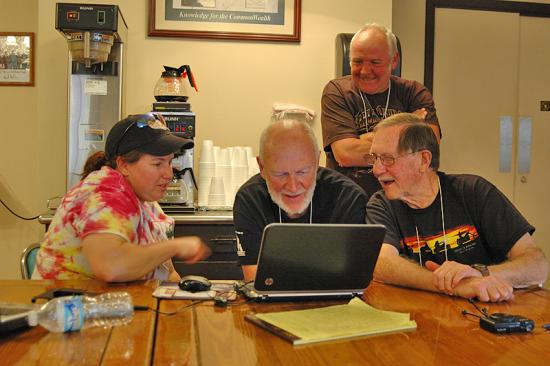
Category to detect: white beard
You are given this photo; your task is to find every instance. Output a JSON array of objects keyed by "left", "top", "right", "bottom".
[{"left": 267, "top": 179, "right": 316, "bottom": 218}]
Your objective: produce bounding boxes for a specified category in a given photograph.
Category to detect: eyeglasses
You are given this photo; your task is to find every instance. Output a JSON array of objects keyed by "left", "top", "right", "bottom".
[
  {"left": 364, "top": 151, "right": 419, "bottom": 167},
  {"left": 114, "top": 113, "right": 168, "bottom": 156}
]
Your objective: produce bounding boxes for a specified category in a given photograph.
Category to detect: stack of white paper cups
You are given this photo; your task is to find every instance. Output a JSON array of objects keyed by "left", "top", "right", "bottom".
[
  {"left": 213, "top": 146, "right": 221, "bottom": 177},
  {"left": 197, "top": 140, "right": 260, "bottom": 208},
  {"left": 198, "top": 140, "right": 215, "bottom": 206},
  {"left": 218, "top": 148, "right": 233, "bottom": 206},
  {"left": 208, "top": 176, "right": 226, "bottom": 207},
  {"left": 230, "top": 147, "right": 249, "bottom": 206},
  {"left": 241, "top": 146, "right": 258, "bottom": 178}
]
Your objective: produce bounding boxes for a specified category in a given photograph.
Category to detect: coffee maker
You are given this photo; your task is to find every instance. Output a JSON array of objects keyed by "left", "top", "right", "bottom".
[
  {"left": 152, "top": 65, "right": 197, "bottom": 211},
  {"left": 156, "top": 109, "right": 196, "bottom": 211},
  {"left": 55, "top": 3, "right": 127, "bottom": 190}
]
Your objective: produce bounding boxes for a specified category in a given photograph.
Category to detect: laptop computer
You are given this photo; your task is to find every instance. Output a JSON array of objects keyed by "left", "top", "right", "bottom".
[
  {"left": 242, "top": 223, "right": 385, "bottom": 301},
  {"left": 0, "top": 303, "right": 35, "bottom": 334}
]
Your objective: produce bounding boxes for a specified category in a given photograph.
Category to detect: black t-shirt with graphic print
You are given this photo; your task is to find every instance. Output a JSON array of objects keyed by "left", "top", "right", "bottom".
[
  {"left": 366, "top": 172, "right": 534, "bottom": 265},
  {"left": 233, "top": 167, "right": 367, "bottom": 265}
]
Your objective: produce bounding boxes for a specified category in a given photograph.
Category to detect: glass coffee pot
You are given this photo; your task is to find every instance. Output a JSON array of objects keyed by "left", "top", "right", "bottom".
[{"left": 154, "top": 65, "right": 198, "bottom": 102}]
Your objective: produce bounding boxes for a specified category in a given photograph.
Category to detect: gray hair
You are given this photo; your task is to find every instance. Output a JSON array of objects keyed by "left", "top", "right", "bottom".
[
  {"left": 259, "top": 119, "right": 319, "bottom": 162},
  {"left": 350, "top": 23, "right": 397, "bottom": 59},
  {"left": 374, "top": 113, "right": 440, "bottom": 170}
]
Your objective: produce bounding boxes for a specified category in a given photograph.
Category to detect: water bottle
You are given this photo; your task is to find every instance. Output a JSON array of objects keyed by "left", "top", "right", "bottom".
[{"left": 28, "top": 292, "right": 134, "bottom": 333}]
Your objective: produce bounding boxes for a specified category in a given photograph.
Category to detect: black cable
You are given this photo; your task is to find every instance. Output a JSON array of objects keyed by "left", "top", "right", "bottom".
[
  {"left": 461, "top": 310, "right": 485, "bottom": 320},
  {"left": 459, "top": 298, "right": 490, "bottom": 322},
  {"left": 135, "top": 300, "right": 208, "bottom": 315},
  {"left": 233, "top": 280, "right": 255, "bottom": 294},
  {"left": 157, "top": 300, "right": 207, "bottom": 315},
  {"left": 0, "top": 198, "right": 39, "bottom": 220},
  {"left": 224, "top": 297, "right": 256, "bottom": 307},
  {"left": 468, "top": 298, "right": 489, "bottom": 317},
  {"left": 214, "top": 288, "right": 253, "bottom": 307},
  {"left": 136, "top": 281, "right": 256, "bottom": 314}
]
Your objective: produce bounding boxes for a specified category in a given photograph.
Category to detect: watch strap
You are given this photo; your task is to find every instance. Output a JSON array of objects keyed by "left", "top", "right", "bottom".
[{"left": 470, "top": 263, "right": 490, "bottom": 277}]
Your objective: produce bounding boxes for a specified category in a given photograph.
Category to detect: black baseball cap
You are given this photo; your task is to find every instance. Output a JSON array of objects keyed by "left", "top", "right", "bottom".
[{"left": 105, "top": 113, "right": 193, "bottom": 160}]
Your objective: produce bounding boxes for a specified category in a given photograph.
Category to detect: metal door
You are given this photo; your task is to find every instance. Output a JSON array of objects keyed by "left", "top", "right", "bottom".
[{"left": 433, "top": 7, "right": 550, "bottom": 284}]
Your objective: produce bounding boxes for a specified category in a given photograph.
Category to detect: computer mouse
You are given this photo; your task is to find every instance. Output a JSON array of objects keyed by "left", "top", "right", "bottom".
[{"left": 178, "top": 275, "right": 212, "bottom": 293}]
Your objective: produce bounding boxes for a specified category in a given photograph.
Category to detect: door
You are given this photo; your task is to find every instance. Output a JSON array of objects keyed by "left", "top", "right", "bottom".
[
  {"left": 515, "top": 16, "right": 550, "bottom": 264},
  {"left": 434, "top": 8, "right": 519, "bottom": 198},
  {"left": 433, "top": 8, "right": 550, "bottom": 282}
]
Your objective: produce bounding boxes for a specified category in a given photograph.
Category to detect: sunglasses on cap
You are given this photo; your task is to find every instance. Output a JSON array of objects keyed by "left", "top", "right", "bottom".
[{"left": 115, "top": 113, "right": 169, "bottom": 156}]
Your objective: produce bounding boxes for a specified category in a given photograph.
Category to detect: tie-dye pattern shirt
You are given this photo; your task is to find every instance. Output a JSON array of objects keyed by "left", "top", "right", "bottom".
[{"left": 33, "top": 166, "right": 174, "bottom": 280}]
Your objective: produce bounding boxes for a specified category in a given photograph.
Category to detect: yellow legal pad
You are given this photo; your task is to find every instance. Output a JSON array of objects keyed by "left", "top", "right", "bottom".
[{"left": 246, "top": 298, "right": 417, "bottom": 346}]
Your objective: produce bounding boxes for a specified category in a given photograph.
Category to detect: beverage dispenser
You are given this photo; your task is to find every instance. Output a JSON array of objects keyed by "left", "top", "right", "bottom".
[{"left": 55, "top": 3, "right": 127, "bottom": 190}]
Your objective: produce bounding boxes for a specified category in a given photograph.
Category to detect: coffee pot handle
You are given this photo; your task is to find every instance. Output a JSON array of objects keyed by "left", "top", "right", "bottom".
[
  {"left": 182, "top": 65, "right": 198, "bottom": 92},
  {"left": 175, "top": 167, "right": 197, "bottom": 190}
]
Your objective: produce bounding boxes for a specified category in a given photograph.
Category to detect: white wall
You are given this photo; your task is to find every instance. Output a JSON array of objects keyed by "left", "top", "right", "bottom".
[{"left": 0, "top": 0, "right": 392, "bottom": 278}]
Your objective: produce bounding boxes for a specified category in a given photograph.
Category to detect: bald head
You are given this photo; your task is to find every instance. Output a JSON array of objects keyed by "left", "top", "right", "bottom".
[
  {"left": 259, "top": 119, "right": 320, "bottom": 163},
  {"left": 350, "top": 23, "right": 397, "bottom": 59}
]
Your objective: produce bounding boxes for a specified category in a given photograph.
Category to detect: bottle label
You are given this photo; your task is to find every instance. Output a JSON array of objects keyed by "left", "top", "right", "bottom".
[{"left": 60, "top": 296, "right": 84, "bottom": 332}]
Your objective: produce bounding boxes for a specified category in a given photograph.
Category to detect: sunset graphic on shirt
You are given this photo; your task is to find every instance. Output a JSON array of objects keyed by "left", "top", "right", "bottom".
[{"left": 402, "top": 225, "right": 479, "bottom": 254}]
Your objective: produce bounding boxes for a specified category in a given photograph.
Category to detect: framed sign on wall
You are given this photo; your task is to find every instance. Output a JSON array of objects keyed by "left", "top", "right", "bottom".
[
  {"left": 148, "top": 0, "right": 301, "bottom": 42},
  {"left": 0, "top": 32, "right": 34, "bottom": 86}
]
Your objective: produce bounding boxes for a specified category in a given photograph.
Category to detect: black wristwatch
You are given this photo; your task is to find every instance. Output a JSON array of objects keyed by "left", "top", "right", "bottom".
[{"left": 470, "top": 263, "right": 490, "bottom": 277}]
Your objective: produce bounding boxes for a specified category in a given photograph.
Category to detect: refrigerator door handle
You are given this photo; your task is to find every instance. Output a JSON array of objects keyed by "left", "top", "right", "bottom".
[
  {"left": 499, "top": 116, "right": 513, "bottom": 173},
  {"left": 517, "top": 117, "right": 533, "bottom": 174}
]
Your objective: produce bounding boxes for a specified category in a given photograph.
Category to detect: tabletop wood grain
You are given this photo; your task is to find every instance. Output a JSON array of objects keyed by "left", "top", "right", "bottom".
[
  {"left": 0, "top": 279, "right": 158, "bottom": 366},
  {"left": 2, "top": 280, "right": 549, "bottom": 365},
  {"left": 153, "top": 281, "right": 550, "bottom": 366}
]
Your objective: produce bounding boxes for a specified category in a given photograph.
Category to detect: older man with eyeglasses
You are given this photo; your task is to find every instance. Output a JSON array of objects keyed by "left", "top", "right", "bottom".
[{"left": 366, "top": 113, "right": 548, "bottom": 302}]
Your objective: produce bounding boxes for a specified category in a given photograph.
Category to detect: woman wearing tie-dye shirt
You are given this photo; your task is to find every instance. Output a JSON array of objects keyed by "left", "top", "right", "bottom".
[{"left": 33, "top": 114, "right": 210, "bottom": 281}]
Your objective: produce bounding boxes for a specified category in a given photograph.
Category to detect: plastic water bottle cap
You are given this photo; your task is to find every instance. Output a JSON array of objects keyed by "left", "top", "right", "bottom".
[{"left": 27, "top": 310, "right": 38, "bottom": 327}]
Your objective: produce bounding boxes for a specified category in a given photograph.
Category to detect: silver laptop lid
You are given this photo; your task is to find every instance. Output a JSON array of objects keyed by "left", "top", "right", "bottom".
[
  {"left": 253, "top": 223, "right": 385, "bottom": 297},
  {"left": 0, "top": 303, "right": 35, "bottom": 333}
]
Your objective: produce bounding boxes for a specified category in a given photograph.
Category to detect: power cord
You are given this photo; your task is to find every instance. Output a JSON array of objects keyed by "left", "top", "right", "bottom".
[
  {"left": 0, "top": 198, "right": 39, "bottom": 221},
  {"left": 134, "top": 300, "right": 208, "bottom": 315},
  {"left": 215, "top": 282, "right": 257, "bottom": 307},
  {"left": 461, "top": 298, "right": 489, "bottom": 320},
  {"left": 234, "top": 280, "right": 255, "bottom": 292},
  {"left": 0, "top": 195, "right": 62, "bottom": 221},
  {"left": 135, "top": 281, "right": 256, "bottom": 313}
]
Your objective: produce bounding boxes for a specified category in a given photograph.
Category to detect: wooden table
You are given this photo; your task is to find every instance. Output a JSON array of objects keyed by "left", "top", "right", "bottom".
[
  {"left": 2, "top": 280, "right": 550, "bottom": 365},
  {"left": 154, "top": 281, "right": 550, "bottom": 366},
  {"left": 0, "top": 280, "right": 158, "bottom": 366}
]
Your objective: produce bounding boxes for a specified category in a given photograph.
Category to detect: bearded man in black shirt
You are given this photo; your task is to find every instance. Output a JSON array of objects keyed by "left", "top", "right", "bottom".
[{"left": 234, "top": 119, "right": 367, "bottom": 281}]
